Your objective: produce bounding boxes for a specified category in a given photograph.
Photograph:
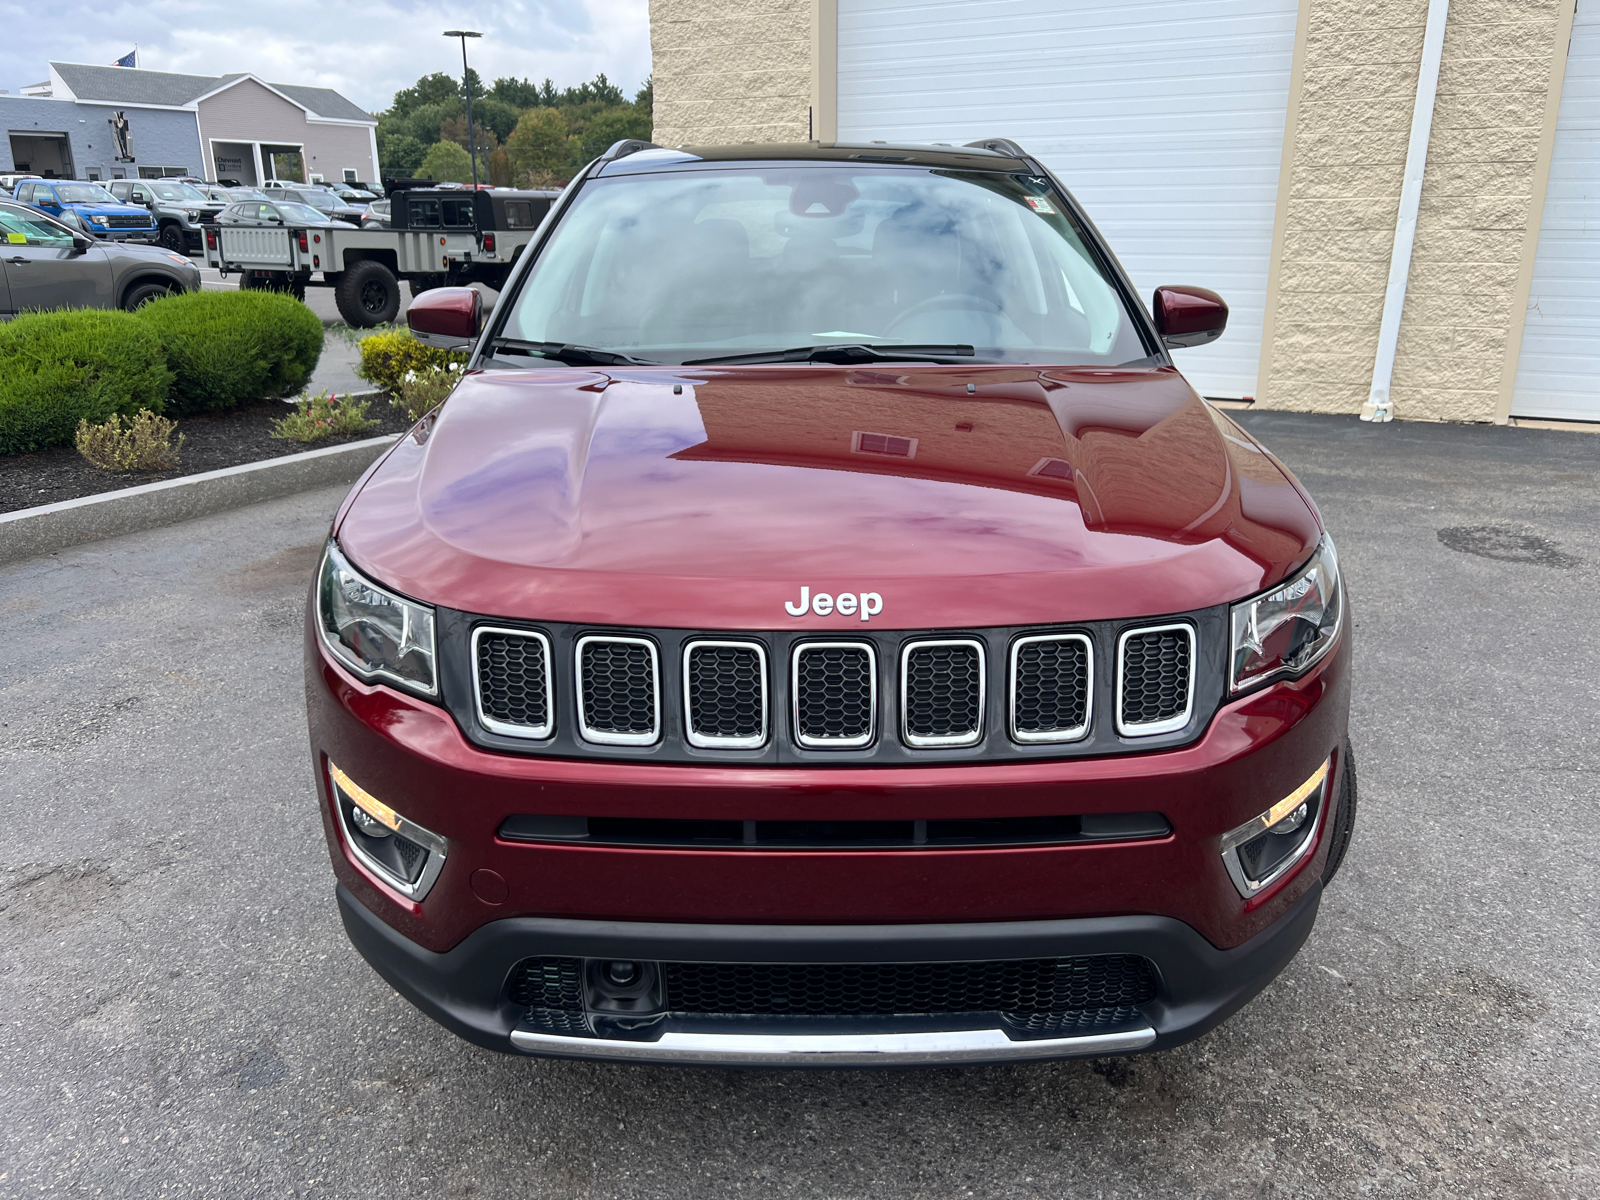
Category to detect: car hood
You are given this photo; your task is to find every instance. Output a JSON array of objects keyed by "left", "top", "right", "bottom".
[
  {"left": 64, "top": 202, "right": 152, "bottom": 217},
  {"left": 336, "top": 365, "right": 1322, "bottom": 630}
]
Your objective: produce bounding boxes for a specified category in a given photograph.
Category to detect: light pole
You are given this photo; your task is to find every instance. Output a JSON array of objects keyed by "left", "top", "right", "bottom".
[{"left": 443, "top": 30, "right": 483, "bottom": 187}]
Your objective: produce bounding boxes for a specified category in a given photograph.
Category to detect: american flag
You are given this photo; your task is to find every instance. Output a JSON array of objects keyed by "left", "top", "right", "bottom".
[{"left": 112, "top": 49, "right": 137, "bottom": 68}]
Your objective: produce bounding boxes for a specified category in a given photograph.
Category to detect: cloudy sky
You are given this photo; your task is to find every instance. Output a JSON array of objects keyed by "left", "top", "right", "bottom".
[{"left": 0, "top": 0, "right": 652, "bottom": 116}]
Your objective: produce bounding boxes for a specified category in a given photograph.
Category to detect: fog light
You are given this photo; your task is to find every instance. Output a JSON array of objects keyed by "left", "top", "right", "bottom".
[
  {"left": 1220, "top": 759, "right": 1330, "bottom": 898},
  {"left": 329, "top": 762, "right": 447, "bottom": 901},
  {"left": 606, "top": 961, "right": 639, "bottom": 985}
]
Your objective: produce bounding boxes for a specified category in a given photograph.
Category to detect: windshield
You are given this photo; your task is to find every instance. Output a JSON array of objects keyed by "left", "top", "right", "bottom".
[
  {"left": 276, "top": 202, "right": 333, "bottom": 224},
  {"left": 500, "top": 166, "right": 1149, "bottom": 365},
  {"left": 231, "top": 189, "right": 269, "bottom": 200},
  {"left": 55, "top": 184, "right": 118, "bottom": 204},
  {"left": 296, "top": 191, "right": 336, "bottom": 211},
  {"left": 0, "top": 204, "right": 75, "bottom": 245},
  {"left": 151, "top": 182, "right": 209, "bottom": 202}
]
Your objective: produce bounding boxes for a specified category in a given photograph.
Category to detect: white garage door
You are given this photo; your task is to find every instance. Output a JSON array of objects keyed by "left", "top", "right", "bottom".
[
  {"left": 836, "top": 0, "right": 1301, "bottom": 398},
  {"left": 1513, "top": 4, "right": 1600, "bottom": 421}
]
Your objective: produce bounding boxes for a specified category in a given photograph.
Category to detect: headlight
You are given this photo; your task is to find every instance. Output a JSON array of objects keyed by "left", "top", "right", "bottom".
[
  {"left": 164, "top": 252, "right": 190, "bottom": 265},
  {"left": 317, "top": 540, "right": 437, "bottom": 696},
  {"left": 1230, "top": 535, "right": 1342, "bottom": 692}
]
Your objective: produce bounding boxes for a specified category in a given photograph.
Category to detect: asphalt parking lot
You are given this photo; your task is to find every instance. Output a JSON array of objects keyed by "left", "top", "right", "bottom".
[{"left": 1, "top": 411, "right": 1596, "bottom": 1198}]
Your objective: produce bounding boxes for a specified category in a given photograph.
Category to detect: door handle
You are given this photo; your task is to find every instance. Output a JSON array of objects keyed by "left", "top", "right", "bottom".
[{"left": 5, "top": 256, "right": 27, "bottom": 264}]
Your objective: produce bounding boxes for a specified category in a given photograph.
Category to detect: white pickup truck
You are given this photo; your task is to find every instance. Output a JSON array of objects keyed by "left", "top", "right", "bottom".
[{"left": 202, "top": 188, "right": 557, "bottom": 326}]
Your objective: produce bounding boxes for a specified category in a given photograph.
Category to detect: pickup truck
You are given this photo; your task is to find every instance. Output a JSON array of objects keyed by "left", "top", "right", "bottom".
[
  {"left": 108, "top": 179, "right": 225, "bottom": 254},
  {"left": 202, "top": 186, "right": 558, "bottom": 326}
]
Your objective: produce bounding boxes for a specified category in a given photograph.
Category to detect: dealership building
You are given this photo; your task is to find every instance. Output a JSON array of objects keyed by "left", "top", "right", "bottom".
[
  {"left": 650, "top": 0, "right": 1600, "bottom": 425},
  {"left": 4, "top": 62, "right": 378, "bottom": 187}
]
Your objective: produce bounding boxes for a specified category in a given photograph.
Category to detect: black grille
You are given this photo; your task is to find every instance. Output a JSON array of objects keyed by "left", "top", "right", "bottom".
[
  {"left": 686, "top": 642, "right": 765, "bottom": 743},
  {"left": 103, "top": 214, "right": 153, "bottom": 229},
  {"left": 508, "top": 957, "right": 584, "bottom": 1009},
  {"left": 1120, "top": 627, "right": 1192, "bottom": 728},
  {"left": 476, "top": 631, "right": 550, "bottom": 733},
  {"left": 1013, "top": 636, "right": 1090, "bottom": 739},
  {"left": 794, "top": 645, "right": 874, "bottom": 744},
  {"left": 903, "top": 642, "right": 982, "bottom": 743},
  {"left": 579, "top": 638, "right": 657, "bottom": 739},
  {"left": 660, "top": 956, "right": 1156, "bottom": 1016}
]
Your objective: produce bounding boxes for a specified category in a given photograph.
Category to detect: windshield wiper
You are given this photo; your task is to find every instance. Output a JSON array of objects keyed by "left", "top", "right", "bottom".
[
  {"left": 486, "top": 338, "right": 659, "bottom": 366},
  {"left": 683, "top": 343, "right": 977, "bottom": 366}
]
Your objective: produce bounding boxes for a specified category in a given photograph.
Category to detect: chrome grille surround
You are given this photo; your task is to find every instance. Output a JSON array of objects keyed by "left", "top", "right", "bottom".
[
  {"left": 901, "top": 638, "right": 985, "bottom": 748},
  {"left": 683, "top": 639, "right": 769, "bottom": 749},
  {"left": 792, "top": 642, "right": 878, "bottom": 748},
  {"left": 1115, "top": 623, "right": 1196, "bottom": 737},
  {"left": 575, "top": 635, "right": 661, "bottom": 746},
  {"left": 472, "top": 626, "right": 555, "bottom": 739},
  {"left": 1009, "top": 633, "right": 1094, "bottom": 744}
]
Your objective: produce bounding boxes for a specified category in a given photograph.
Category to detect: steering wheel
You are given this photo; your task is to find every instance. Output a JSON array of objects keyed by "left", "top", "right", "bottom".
[{"left": 885, "top": 292, "right": 1004, "bottom": 336}]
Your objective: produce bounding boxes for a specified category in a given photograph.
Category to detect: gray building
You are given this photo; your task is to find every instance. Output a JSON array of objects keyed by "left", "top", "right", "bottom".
[
  {"left": 9, "top": 62, "right": 378, "bottom": 186},
  {"left": 0, "top": 93, "right": 201, "bottom": 182}
]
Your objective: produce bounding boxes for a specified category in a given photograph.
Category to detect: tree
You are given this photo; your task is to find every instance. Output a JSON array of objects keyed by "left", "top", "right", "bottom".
[
  {"left": 376, "top": 131, "right": 427, "bottom": 178},
  {"left": 468, "top": 96, "right": 521, "bottom": 144},
  {"left": 575, "top": 105, "right": 652, "bottom": 161},
  {"left": 635, "top": 75, "right": 653, "bottom": 118},
  {"left": 418, "top": 139, "right": 475, "bottom": 184},
  {"left": 441, "top": 114, "right": 499, "bottom": 156},
  {"left": 487, "top": 147, "right": 514, "bottom": 188},
  {"left": 507, "top": 108, "right": 570, "bottom": 175},
  {"left": 489, "top": 76, "right": 545, "bottom": 109},
  {"left": 389, "top": 71, "right": 462, "bottom": 118}
]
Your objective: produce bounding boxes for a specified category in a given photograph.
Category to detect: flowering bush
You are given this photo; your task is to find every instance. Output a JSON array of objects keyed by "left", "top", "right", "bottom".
[
  {"left": 357, "top": 331, "right": 468, "bottom": 393},
  {"left": 75, "top": 409, "right": 183, "bottom": 471},
  {"left": 269, "top": 392, "right": 378, "bottom": 444},
  {"left": 393, "top": 362, "right": 463, "bottom": 421}
]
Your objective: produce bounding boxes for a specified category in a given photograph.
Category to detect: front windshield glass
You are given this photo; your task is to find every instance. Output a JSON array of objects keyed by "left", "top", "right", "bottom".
[
  {"left": 231, "top": 189, "right": 269, "bottom": 200},
  {"left": 150, "top": 182, "right": 209, "bottom": 202},
  {"left": 501, "top": 166, "right": 1149, "bottom": 364},
  {"left": 56, "top": 184, "right": 118, "bottom": 204},
  {"left": 0, "top": 204, "right": 75, "bottom": 245},
  {"left": 275, "top": 202, "right": 333, "bottom": 224}
]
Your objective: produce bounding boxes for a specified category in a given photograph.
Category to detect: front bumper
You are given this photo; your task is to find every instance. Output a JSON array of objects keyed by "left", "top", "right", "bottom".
[
  {"left": 90, "top": 229, "right": 157, "bottom": 242},
  {"left": 338, "top": 878, "right": 1322, "bottom": 1065}
]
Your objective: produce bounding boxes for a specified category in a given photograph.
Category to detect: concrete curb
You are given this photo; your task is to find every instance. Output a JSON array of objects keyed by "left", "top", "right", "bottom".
[{"left": 0, "top": 434, "right": 400, "bottom": 568}]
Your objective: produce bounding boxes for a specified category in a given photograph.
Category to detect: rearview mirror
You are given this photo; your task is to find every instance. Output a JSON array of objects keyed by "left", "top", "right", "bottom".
[
  {"left": 1153, "top": 286, "right": 1228, "bottom": 349},
  {"left": 408, "top": 286, "right": 482, "bottom": 349}
]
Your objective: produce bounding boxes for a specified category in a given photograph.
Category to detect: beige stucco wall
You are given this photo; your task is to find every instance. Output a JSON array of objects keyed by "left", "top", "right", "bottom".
[
  {"left": 1395, "top": 0, "right": 1569, "bottom": 421},
  {"left": 1257, "top": 0, "right": 1431, "bottom": 415},
  {"left": 649, "top": 0, "right": 812, "bottom": 146},
  {"left": 1259, "top": 0, "right": 1573, "bottom": 421}
]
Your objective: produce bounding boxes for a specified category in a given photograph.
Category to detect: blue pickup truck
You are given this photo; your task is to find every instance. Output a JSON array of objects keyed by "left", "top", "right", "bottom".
[{"left": 16, "top": 180, "right": 157, "bottom": 243}]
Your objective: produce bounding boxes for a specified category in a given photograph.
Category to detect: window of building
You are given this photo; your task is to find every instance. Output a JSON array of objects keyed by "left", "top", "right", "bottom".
[
  {"left": 343, "top": 168, "right": 358, "bottom": 183},
  {"left": 137, "top": 166, "right": 191, "bottom": 179}
]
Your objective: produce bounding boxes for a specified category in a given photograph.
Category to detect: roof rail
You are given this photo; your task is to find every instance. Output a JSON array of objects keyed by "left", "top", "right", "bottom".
[
  {"left": 963, "top": 138, "right": 1029, "bottom": 159},
  {"left": 601, "top": 139, "right": 660, "bottom": 162}
]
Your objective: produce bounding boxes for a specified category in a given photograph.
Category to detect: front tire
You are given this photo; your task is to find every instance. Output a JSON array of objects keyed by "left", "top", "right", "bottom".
[
  {"left": 122, "top": 281, "right": 171, "bottom": 311},
  {"left": 335, "top": 260, "right": 400, "bottom": 327},
  {"left": 159, "top": 224, "right": 186, "bottom": 254},
  {"left": 1321, "top": 742, "right": 1358, "bottom": 886}
]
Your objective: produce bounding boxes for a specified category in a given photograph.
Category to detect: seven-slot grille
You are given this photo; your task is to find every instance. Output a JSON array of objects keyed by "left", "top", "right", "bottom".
[
  {"left": 470, "top": 623, "right": 1200, "bottom": 750},
  {"left": 576, "top": 636, "right": 660, "bottom": 745},
  {"left": 792, "top": 643, "right": 876, "bottom": 747},
  {"left": 901, "top": 640, "right": 984, "bottom": 746},
  {"left": 684, "top": 641, "right": 767, "bottom": 748},
  {"left": 474, "top": 628, "right": 553, "bottom": 738},
  {"left": 1010, "top": 634, "right": 1092, "bottom": 743},
  {"left": 1117, "top": 624, "right": 1195, "bottom": 736}
]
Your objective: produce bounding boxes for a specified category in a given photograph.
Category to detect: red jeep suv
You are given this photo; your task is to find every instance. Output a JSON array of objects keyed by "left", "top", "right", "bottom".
[{"left": 307, "top": 139, "right": 1353, "bottom": 1066}]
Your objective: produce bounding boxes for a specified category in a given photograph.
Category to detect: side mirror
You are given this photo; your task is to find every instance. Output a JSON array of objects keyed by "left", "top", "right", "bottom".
[
  {"left": 1153, "top": 286, "right": 1228, "bottom": 349},
  {"left": 71, "top": 235, "right": 93, "bottom": 252},
  {"left": 408, "top": 286, "right": 482, "bottom": 349}
]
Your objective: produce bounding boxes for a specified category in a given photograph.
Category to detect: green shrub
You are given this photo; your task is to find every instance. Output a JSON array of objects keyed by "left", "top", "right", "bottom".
[
  {"left": 76, "top": 409, "right": 184, "bottom": 471},
  {"left": 134, "top": 289, "right": 324, "bottom": 415},
  {"left": 392, "top": 363, "right": 463, "bottom": 421},
  {"left": 270, "top": 391, "right": 378, "bottom": 443},
  {"left": 0, "top": 309, "right": 171, "bottom": 456},
  {"left": 357, "top": 330, "right": 468, "bottom": 393}
]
